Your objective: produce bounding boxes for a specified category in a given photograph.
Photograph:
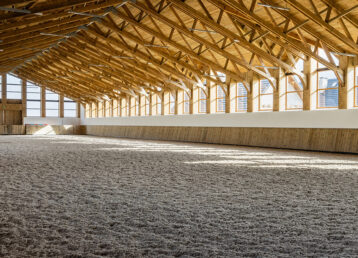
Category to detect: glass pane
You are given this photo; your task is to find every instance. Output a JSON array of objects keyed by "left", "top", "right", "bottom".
[
  {"left": 64, "top": 110, "right": 76, "bottom": 117},
  {"left": 217, "top": 86, "right": 225, "bottom": 98},
  {"left": 199, "top": 99, "right": 207, "bottom": 113},
  {"left": 27, "top": 109, "right": 41, "bottom": 117},
  {"left": 236, "top": 97, "right": 247, "bottom": 111},
  {"left": 27, "top": 100, "right": 40, "bottom": 117},
  {"left": 64, "top": 102, "right": 76, "bottom": 109},
  {"left": 295, "top": 58, "right": 304, "bottom": 72},
  {"left": 46, "top": 90, "right": 59, "bottom": 100},
  {"left": 170, "top": 103, "right": 175, "bottom": 114},
  {"left": 7, "top": 74, "right": 21, "bottom": 84},
  {"left": 318, "top": 89, "right": 338, "bottom": 108},
  {"left": 216, "top": 72, "right": 226, "bottom": 83},
  {"left": 157, "top": 103, "right": 162, "bottom": 115},
  {"left": 237, "top": 83, "right": 247, "bottom": 96},
  {"left": 27, "top": 101, "right": 40, "bottom": 109},
  {"left": 184, "top": 92, "right": 189, "bottom": 101},
  {"left": 318, "top": 70, "right": 339, "bottom": 89},
  {"left": 287, "top": 75, "right": 303, "bottom": 91},
  {"left": 260, "top": 79, "right": 273, "bottom": 94},
  {"left": 46, "top": 101, "right": 58, "bottom": 109},
  {"left": 286, "top": 92, "right": 303, "bottom": 109},
  {"left": 260, "top": 94, "right": 273, "bottom": 110},
  {"left": 46, "top": 109, "right": 59, "bottom": 117},
  {"left": 7, "top": 84, "right": 21, "bottom": 99},
  {"left": 355, "top": 87, "right": 358, "bottom": 106},
  {"left": 217, "top": 98, "right": 226, "bottom": 112},
  {"left": 146, "top": 103, "right": 150, "bottom": 115},
  {"left": 200, "top": 89, "right": 206, "bottom": 99},
  {"left": 184, "top": 101, "right": 190, "bottom": 114}
]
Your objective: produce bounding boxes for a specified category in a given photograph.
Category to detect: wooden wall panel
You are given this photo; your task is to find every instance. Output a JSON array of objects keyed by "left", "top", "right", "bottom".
[
  {"left": 83, "top": 126, "right": 358, "bottom": 154},
  {"left": 0, "top": 125, "right": 25, "bottom": 135},
  {"left": 4, "top": 110, "right": 22, "bottom": 125},
  {"left": 25, "top": 125, "right": 85, "bottom": 135}
]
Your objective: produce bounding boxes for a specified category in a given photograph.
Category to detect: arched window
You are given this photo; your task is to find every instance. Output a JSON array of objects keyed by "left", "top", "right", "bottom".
[
  {"left": 183, "top": 91, "right": 190, "bottom": 114},
  {"left": 169, "top": 92, "right": 175, "bottom": 114},
  {"left": 216, "top": 85, "right": 226, "bottom": 113},
  {"left": 316, "top": 49, "right": 339, "bottom": 109},
  {"left": 235, "top": 83, "right": 247, "bottom": 112},
  {"left": 198, "top": 88, "right": 207, "bottom": 113}
]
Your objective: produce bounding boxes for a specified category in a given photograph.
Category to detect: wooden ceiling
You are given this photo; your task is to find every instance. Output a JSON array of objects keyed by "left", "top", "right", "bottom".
[{"left": 1, "top": 0, "right": 358, "bottom": 103}]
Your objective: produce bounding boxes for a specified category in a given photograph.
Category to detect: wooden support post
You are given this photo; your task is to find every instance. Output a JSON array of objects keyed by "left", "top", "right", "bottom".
[
  {"left": 189, "top": 88, "right": 194, "bottom": 114},
  {"left": 229, "top": 82, "right": 236, "bottom": 113},
  {"left": 303, "top": 58, "right": 316, "bottom": 110},
  {"left": 174, "top": 90, "right": 178, "bottom": 115},
  {"left": 2, "top": 73, "right": 6, "bottom": 107},
  {"left": 88, "top": 103, "right": 92, "bottom": 118},
  {"left": 247, "top": 71, "right": 259, "bottom": 112},
  {"left": 159, "top": 93, "right": 164, "bottom": 115},
  {"left": 225, "top": 84, "right": 231, "bottom": 113},
  {"left": 148, "top": 94, "right": 152, "bottom": 116},
  {"left": 76, "top": 102, "right": 81, "bottom": 118},
  {"left": 59, "top": 94, "right": 64, "bottom": 118},
  {"left": 209, "top": 83, "right": 216, "bottom": 113},
  {"left": 339, "top": 56, "right": 354, "bottom": 109},
  {"left": 22, "top": 79, "right": 27, "bottom": 120},
  {"left": 273, "top": 68, "right": 286, "bottom": 112},
  {"left": 206, "top": 85, "right": 211, "bottom": 114},
  {"left": 110, "top": 99, "right": 114, "bottom": 117},
  {"left": 41, "top": 86, "right": 46, "bottom": 117}
]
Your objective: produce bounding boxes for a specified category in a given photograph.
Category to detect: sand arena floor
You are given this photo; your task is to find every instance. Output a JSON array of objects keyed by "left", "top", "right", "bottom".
[{"left": 1, "top": 135, "right": 358, "bottom": 257}]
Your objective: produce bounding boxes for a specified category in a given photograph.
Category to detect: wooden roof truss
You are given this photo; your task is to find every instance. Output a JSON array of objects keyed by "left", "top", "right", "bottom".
[{"left": 0, "top": 0, "right": 356, "bottom": 103}]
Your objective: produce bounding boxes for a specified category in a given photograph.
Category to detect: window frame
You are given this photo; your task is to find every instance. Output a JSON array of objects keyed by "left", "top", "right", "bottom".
[
  {"left": 198, "top": 88, "right": 207, "bottom": 114},
  {"left": 316, "top": 67, "right": 339, "bottom": 109},
  {"left": 215, "top": 85, "right": 226, "bottom": 113},
  {"left": 285, "top": 75, "right": 303, "bottom": 111},
  {"left": 183, "top": 91, "right": 190, "bottom": 114},
  {"left": 235, "top": 83, "right": 247, "bottom": 113},
  {"left": 258, "top": 79, "right": 273, "bottom": 112},
  {"left": 169, "top": 92, "right": 175, "bottom": 115},
  {"left": 156, "top": 94, "right": 162, "bottom": 115}
]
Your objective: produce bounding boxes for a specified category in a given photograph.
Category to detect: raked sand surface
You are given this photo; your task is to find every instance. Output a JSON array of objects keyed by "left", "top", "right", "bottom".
[{"left": 1, "top": 135, "right": 358, "bottom": 257}]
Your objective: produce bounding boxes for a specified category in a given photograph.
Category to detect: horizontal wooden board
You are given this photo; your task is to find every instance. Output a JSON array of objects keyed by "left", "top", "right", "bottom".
[{"left": 84, "top": 126, "right": 358, "bottom": 154}]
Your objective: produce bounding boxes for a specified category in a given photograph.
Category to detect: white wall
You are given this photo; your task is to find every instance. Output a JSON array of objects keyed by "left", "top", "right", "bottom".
[
  {"left": 24, "top": 117, "right": 81, "bottom": 126},
  {"left": 81, "top": 109, "right": 358, "bottom": 129}
]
